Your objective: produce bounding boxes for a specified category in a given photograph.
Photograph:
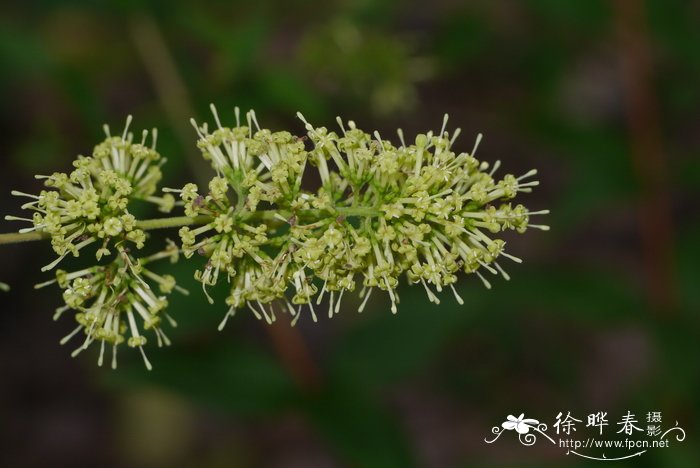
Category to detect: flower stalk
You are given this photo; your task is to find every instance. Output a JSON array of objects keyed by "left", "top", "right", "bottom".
[
  {"left": 0, "top": 231, "right": 49, "bottom": 245},
  {"left": 0, "top": 208, "right": 381, "bottom": 245}
]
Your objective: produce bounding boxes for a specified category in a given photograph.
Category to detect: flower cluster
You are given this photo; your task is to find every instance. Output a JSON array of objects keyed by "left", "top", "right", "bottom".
[
  {"left": 5, "top": 116, "right": 185, "bottom": 369},
  {"left": 36, "top": 241, "right": 186, "bottom": 369},
  {"left": 6, "top": 116, "right": 175, "bottom": 272},
  {"left": 175, "top": 106, "right": 548, "bottom": 328},
  {"left": 1, "top": 107, "right": 548, "bottom": 369}
]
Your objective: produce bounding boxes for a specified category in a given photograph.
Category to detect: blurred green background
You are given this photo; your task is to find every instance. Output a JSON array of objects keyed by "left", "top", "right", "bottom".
[{"left": 1, "top": 0, "right": 699, "bottom": 466}]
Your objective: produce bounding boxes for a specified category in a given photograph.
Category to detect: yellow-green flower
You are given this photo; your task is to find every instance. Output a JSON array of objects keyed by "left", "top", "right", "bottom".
[
  {"left": 6, "top": 116, "right": 175, "bottom": 271},
  {"left": 36, "top": 241, "right": 186, "bottom": 370},
  {"left": 177, "top": 106, "right": 548, "bottom": 328}
]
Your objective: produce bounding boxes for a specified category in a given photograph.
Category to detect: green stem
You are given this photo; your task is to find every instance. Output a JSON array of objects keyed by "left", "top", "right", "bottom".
[
  {"left": 0, "top": 216, "right": 211, "bottom": 245},
  {"left": 0, "top": 231, "right": 49, "bottom": 245},
  {"left": 0, "top": 207, "right": 381, "bottom": 246},
  {"left": 243, "top": 206, "right": 379, "bottom": 223},
  {"left": 136, "top": 215, "right": 212, "bottom": 231}
]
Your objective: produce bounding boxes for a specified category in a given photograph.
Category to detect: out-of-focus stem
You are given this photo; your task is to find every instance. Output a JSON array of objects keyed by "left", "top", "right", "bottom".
[
  {"left": 612, "top": 0, "right": 677, "bottom": 312},
  {"left": 128, "top": 13, "right": 210, "bottom": 185}
]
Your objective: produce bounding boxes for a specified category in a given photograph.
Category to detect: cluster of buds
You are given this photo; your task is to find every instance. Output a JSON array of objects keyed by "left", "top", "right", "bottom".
[
  {"left": 6, "top": 116, "right": 175, "bottom": 272},
  {"left": 174, "top": 106, "right": 548, "bottom": 328},
  {"left": 35, "top": 241, "right": 185, "bottom": 369}
]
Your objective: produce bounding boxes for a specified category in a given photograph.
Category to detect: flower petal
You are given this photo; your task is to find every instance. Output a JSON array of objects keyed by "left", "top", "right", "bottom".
[
  {"left": 502, "top": 421, "right": 517, "bottom": 430},
  {"left": 516, "top": 422, "right": 530, "bottom": 434}
]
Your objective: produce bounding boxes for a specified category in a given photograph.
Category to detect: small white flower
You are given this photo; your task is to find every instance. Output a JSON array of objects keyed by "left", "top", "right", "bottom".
[{"left": 502, "top": 414, "right": 540, "bottom": 434}]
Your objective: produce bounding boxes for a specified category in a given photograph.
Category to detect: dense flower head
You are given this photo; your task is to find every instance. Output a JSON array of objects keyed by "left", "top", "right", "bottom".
[
  {"left": 1, "top": 107, "right": 547, "bottom": 369},
  {"left": 36, "top": 241, "right": 186, "bottom": 369},
  {"left": 6, "top": 116, "right": 175, "bottom": 271},
  {"left": 176, "top": 106, "right": 549, "bottom": 328}
]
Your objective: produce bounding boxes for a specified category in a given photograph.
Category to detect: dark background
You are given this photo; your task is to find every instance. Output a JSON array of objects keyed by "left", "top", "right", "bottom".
[{"left": 0, "top": 0, "right": 698, "bottom": 466}]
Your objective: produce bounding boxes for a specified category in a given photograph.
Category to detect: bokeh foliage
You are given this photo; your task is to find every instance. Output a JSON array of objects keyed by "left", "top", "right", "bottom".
[{"left": 1, "top": 0, "right": 699, "bottom": 466}]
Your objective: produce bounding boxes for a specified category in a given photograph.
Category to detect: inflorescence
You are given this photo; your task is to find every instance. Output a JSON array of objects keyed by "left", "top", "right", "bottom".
[
  {"left": 5, "top": 118, "right": 184, "bottom": 368},
  {"left": 2, "top": 106, "right": 548, "bottom": 369},
  {"left": 34, "top": 242, "right": 185, "bottom": 370},
  {"left": 7, "top": 117, "right": 175, "bottom": 271}
]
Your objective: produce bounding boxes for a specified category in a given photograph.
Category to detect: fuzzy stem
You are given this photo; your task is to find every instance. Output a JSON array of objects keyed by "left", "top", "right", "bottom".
[{"left": 0, "top": 207, "right": 381, "bottom": 246}]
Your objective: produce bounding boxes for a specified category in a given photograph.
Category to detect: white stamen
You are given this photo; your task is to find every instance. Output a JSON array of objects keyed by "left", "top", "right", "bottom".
[
  {"left": 218, "top": 307, "right": 235, "bottom": 331},
  {"left": 358, "top": 287, "right": 373, "bottom": 313},
  {"left": 98, "top": 340, "right": 106, "bottom": 367},
  {"left": 449, "top": 284, "right": 464, "bottom": 305},
  {"left": 60, "top": 325, "right": 82, "bottom": 345},
  {"left": 373, "top": 131, "right": 386, "bottom": 151},
  {"left": 190, "top": 118, "right": 205, "bottom": 139},
  {"left": 41, "top": 253, "right": 68, "bottom": 272},
  {"left": 139, "top": 346, "right": 153, "bottom": 371},
  {"left": 450, "top": 128, "right": 462, "bottom": 145},
  {"left": 397, "top": 128, "right": 406, "bottom": 147},
  {"left": 501, "top": 252, "right": 522, "bottom": 263},
  {"left": 112, "top": 344, "right": 118, "bottom": 370},
  {"left": 440, "top": 113, "right": 449, "bottom": 136},
  {"left": 210, "top": 103, "right": 223, "bottom": 128},
  {"left": 518, "top": 169, "right": 538, "bottom": 180},
  {"left": 164, "top": 313, "right": 178, "bottom": 327},
  {"left": 34, "top": 278, "right": 58, "bottom": 289},
  {"left": 494, "top": 262, "right": 511, "bottom": 281},
  {"left": 122, "top": 115, "right": 133, "bottom": 141},
  {"left": 252, "top": 110, "right": 262, "bottom": 131},
  {"left": 471, "top": 133, "right": 483, "bottom": 156},
  {"left": 476, "top": 271, "right": 492, "bottom": 289},
  {"left": 328, "top": 291, "right": 335, "bottom": 318},
  {"left": 247, "top": 302, "right": 263, "bottom": 320},
  {"left": 335, "top": 116, "right": 346, "bottom": 134},
  {"left": 335, "top": 289, "right": 345, "bottom": 315}
]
